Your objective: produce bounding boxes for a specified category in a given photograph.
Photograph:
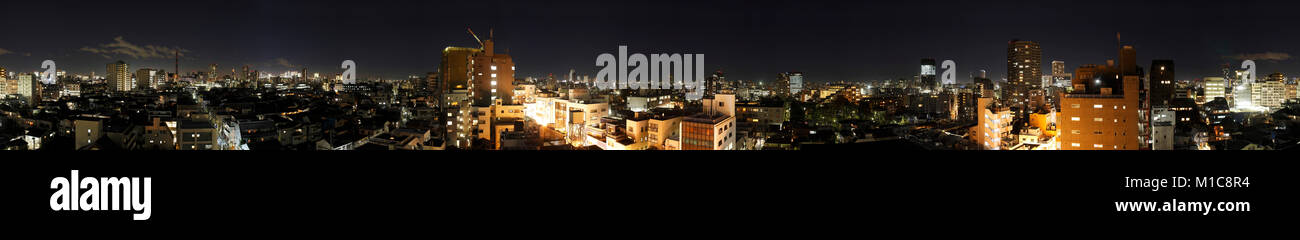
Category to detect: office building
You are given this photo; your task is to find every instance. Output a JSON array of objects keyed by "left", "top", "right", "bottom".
[
  {"left": 921, "top": 59, "right": 937, "bottom": 90},
  {"left": 1203, "top": 77, "right": 1227, "bottom": 103}
]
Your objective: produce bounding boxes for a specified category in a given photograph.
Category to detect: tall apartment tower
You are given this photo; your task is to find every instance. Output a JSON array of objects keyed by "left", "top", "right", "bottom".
[
  {"left": 787, "top": 72, "right": 804, "bottom": 97},
  {"left": 470, "top": 35, "right": 515, "bottom": 105},
  {"left": 1006, "top": 40, "right": 1042, "bottom": 107},
  {"left": 107, "top": 61, "right": 131, "bottom": 92},
  {"left": 441, "top": 47, "right": 479, "bottom": 98},
  {"left": 775, "top": 72, "right": 792, "bottom": 98},
  {"left": 208, "top": 64, "right": 219, "bottom": 82},
  {"left": 1150, "top": 60, "right": 1176, "bottom": 107},
  {"left": 136, "top": 69, "right": 165, "bottom": 90}
]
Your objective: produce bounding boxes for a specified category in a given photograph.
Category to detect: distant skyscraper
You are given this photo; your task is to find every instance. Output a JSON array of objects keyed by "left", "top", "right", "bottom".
[
  {"left": 920, "top": 58, "right": 937, "bottom": 90},
  {"left": 1150, "top": 60, "right": 1175, "bottom": 107},
  {"left": 775, "top": 72, "right": 791, "bottom": 98},
  {"left": 0, "top": 67, "right": 12, "bottom": 95},
  {"left": 136, "top": 69, "right": 165, "bottom": 90},
  {"left": 1006, "top": 40, "right": 1042, "bottom": 107},
  {"left": 974, "top": 76, "right": 994, "bottom": 98},
  {"left": 1051, "top": 61, "right": 1066, "bottom": 76},
  {"left": 107, "top": 61, "right": 131, "bottom": 92},
  {"left": 788, "top": 72, "right": 803, "bottom": 96},
  {"left": 208, "top": 64, "right": 219, "bottom": 82},
  {"left": 174, "top": 51, "right": 180, "bottom": 82}
]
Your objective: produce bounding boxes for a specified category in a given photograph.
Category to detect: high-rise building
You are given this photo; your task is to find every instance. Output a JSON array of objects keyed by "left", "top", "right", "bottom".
[
  {"left": 16, "top": 74, "right": 39, "bottom": 103},
  {"left": 0, "top": 67, "right": 13, "bottom": 96},
  {"left": 1058, "top": 75, "right": 1140, "bottom": 150},
  {"left": 1285, "top": 78, "right": 1298, "bottom": 101},
  {"left": 425, "top": 72, "right": 439, "bottom": 92},
  {"left": 136, "top": 69, "right": 165, "bottom": 90},
  {"left": 975, "top": 97, "right": 1013, "bottom": 150},
  {"left": 1231, "top": 69, "right": 1254, "bottom": 108},
  {"left": 974, "top": 76, "right": 995, "bottom": 98},
  {"left": 920, "top": 59, "right": 937, "bottom": 90},
  {"left": 1119, "top": 46, "right": 1138, "bottom": 75},
  {"left": 1203, "top": 77, "right": 1227, "bottom": 103},
  {"left": 1150, "top": 60, "right": 1175, "bottom": 107},
  {"left": 775, "top": 72, "right": 791, "bottom": 98},
  {"left": 788, "top": 72, "right": 804, "bottom": 96},
  {"left": 706, "top": 70, "right": 727, "bottom": 95},
  {"left": 441, "top": 47, "right": 479, "bottom": 99},
  {"left": 1051, "top": 61, "right": 1066, "bottom": 77},
  {"left": 107, "top": 61, "right": 131, "bottom": 92},
  {"left": 1006, "top": 40, "right": 1042, "bottom": 107},
  {"left": 208, "top": 64, "right": 220, "bottom": 81},
  {"left": 1252, "top": 73, "right": 1286, "bottom": 110},
  {"left": 470, "top": 36, "right": 515, "bottom": 105},
  {"left": 955, "top": 89, "right": 976, "bottom": 122}
]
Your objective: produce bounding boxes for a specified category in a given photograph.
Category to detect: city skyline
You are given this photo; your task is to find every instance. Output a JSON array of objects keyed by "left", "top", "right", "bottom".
[{"left": 2, "top": 0, "right": 1300, "bottom": 83}]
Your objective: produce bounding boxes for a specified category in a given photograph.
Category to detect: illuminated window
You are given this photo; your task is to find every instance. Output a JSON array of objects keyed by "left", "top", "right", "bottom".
[
  {"left": 1094, "top": 144, "right": 1104, "bottom": 148},
  {"left": 1094, "top": 118, "right": 1104, "bottom": 122},
  {"left": 1094, "top": 104, "right": 1103, "bottom": 109},
  {"left": 1071, "top": 117, "right": 1080, "bottom": 121},
  {"left": 1071, "top": 143, "right": 1080, "bottom": 147}
]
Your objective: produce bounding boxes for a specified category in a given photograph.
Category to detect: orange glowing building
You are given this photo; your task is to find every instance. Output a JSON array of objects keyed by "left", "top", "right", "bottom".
[{"left": 1057, "top": 68, "right": 1140, "bottom": 150}]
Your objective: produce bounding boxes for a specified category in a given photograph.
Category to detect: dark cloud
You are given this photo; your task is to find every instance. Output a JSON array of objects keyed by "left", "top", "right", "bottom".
[
  {"left": 1227, "top": 52, "right": 1292, "bottom": 61},
  {"left": 79, "top": 36, "right": 191, "bottom": 59}
]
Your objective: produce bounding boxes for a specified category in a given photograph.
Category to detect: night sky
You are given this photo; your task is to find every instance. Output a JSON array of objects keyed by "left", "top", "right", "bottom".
[{"left": 2, "top": 0, "right": 1299, "bottom": 84}]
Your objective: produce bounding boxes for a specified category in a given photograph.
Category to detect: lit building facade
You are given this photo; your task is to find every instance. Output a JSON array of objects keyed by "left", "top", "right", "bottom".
[
  {"left": 107, "top": 61, "right": 131, "bottom": 92},
  {"left": 1252, "top": 73, "right": 1286, "bottom": 110},
  {"left": 1058, "top": 75, "right": 1140, "bottom": 150},
  {"left": 1006, "top": 40, "right": 1042, "bottom": 107},
  {"left": 470, "top": 37, "right": 515, "bottom": 105},
  {"left": 1203, "top": 77, "right": 1226, "bottom": 103},
  {"left": 681, "top": 113, "right": 735, "bottom": 150}
]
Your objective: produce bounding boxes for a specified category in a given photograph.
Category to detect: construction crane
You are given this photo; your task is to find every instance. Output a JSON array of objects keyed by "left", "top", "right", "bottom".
[{"left": 467, "top": 27, "right": 484, "bottom": 49}]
